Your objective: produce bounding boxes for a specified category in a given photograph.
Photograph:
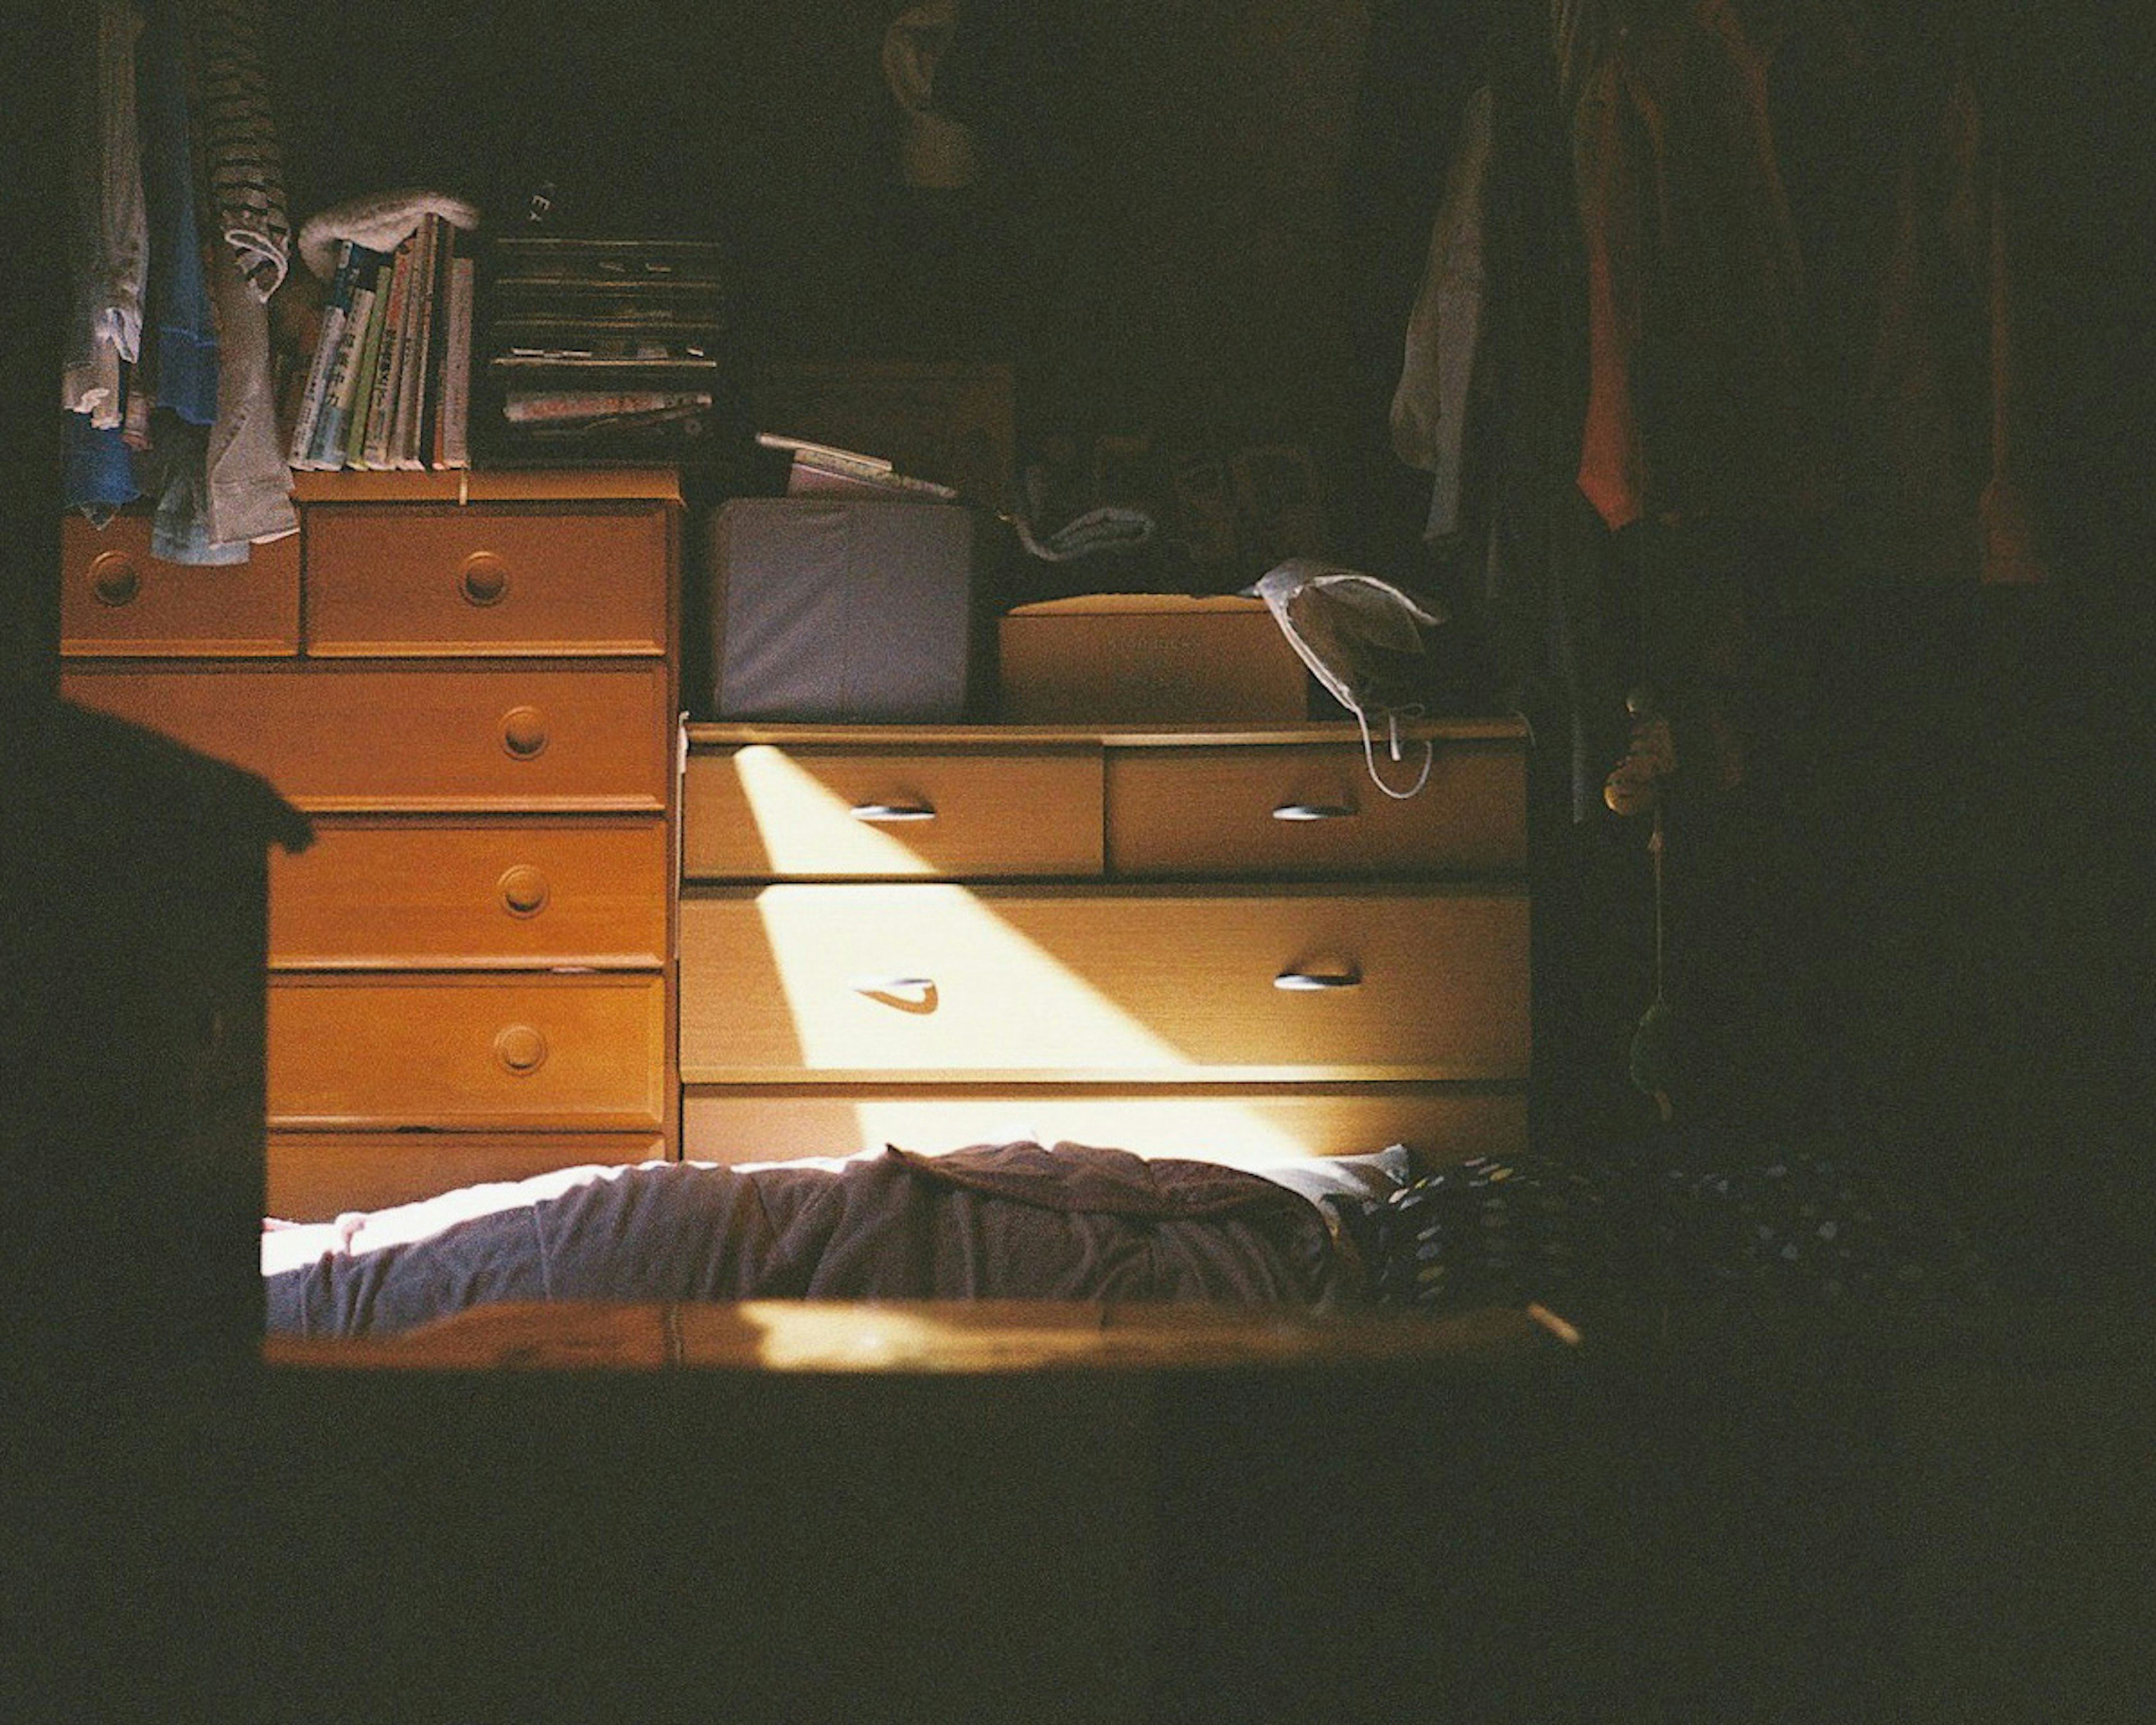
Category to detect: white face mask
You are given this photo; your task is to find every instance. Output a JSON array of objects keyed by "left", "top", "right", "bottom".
[{"left": 1254, "top": 559, "right": 1448, "bottom": 798}]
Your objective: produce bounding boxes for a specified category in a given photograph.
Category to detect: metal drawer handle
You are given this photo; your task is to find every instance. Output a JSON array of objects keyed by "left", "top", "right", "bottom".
[
  {"left": 849, "top": 801, "right": 937, "bottom": 823},
  {"left": 501, "top": 705, "right": 549, "bottom": 760},
  {"left": 849, "top": 975, "right": 938, "bottom": 1010},
  {"left": 1273, "top": 967, "right": 1363, "bottom": 991},
  {"left": 460, "top": 551, "right": 510, "bottom": 606},
  {"left": 1272, "top": 801, "right": 1356, "bottom": 822},
  {"left": 89, "top": 551, "right": 141, "bottom": 608},
  {"left": 492, "top": 1023, "right": 549, "bottom": 1075}
]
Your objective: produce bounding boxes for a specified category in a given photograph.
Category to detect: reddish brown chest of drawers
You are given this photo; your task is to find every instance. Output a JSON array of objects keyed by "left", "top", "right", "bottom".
[{"left": 61, "top": 470, "right": 682, "bottom": 1217}]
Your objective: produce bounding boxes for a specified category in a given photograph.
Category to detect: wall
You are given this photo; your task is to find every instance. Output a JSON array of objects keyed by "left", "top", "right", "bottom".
[{"left": 267, "top": 1, "right": 1377, "bottom": 437}]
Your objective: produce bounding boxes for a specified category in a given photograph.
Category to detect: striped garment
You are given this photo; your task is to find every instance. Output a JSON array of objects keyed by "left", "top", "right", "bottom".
[{"left": 189, "top": 0, "right": 290, "bottom": 300}]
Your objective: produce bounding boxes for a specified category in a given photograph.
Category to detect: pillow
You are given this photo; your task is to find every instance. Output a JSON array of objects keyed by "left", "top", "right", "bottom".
[{"left": 1249, "top": 1144, "right": 1413, "bottom": 1210}]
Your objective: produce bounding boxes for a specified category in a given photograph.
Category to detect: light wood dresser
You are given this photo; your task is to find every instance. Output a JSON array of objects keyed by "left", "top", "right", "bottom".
[
  {"left": 60, "top": 470, "right": 681, "bottom": 1218},
  {"left": 677, "top": 721, "right": 1531, "bottom": 1171}
]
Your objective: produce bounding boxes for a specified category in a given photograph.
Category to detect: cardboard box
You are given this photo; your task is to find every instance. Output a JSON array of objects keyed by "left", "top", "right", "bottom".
[{"left": 998, "top": 593, "right": 1308, "bottom": 724}]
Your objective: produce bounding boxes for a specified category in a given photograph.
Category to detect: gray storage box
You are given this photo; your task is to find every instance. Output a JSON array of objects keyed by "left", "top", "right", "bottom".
[{"left": 706, "top": 498, "right": 978, "bottom": 722}]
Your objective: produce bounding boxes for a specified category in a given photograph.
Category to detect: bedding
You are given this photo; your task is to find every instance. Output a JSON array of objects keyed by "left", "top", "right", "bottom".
[
  {"left": 263, "top": 1129, "right": 2000, "bottom": 1343},
  {"left": 1335, "top": 1134, "right": 2001, "bottom": 1315},
  {"left": 265, "top": 1140, "right": 1348, "bottom": 1339}
]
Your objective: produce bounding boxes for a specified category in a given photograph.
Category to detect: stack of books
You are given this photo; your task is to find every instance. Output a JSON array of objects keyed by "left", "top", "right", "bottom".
[
  {"left": 476, "top": 236, "right": 730, "bottom": 463},
  {"left": 286, "top": 212, "right": 476, "bottom": 473}
]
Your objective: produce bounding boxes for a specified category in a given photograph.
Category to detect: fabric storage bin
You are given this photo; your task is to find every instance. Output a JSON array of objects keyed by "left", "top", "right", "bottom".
[{"left": 705, "top": 498, "right": 979, "bottom": 722}]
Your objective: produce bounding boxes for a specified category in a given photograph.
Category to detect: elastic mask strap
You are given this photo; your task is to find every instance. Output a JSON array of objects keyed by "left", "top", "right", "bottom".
[{"left": 1356, "top": 707, "right": 1433, "bottom": 799}]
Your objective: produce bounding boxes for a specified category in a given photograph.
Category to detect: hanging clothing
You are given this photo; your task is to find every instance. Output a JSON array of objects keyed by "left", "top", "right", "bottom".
[
  {"left": 63, "top": 413, "right": 143, "bottom": 524},
  {"left": 138, "top": 0, "right": 218, "bottom": 427},
  {"left": 203, "top": 214, "right": 298, "bottom": 546},
  {"left": 1470, "top": 6, "right": 1629, "bottom": 821},
  {"left": 1572, "top": 0, "right": 1824, "bottom": 532},
  {"left": 1570, "top": 0, "right": 2041, "bottom": 582},
  {"left": 194, "top": 0, "right": 300, "bottom": 545},
  {"left": 1390, "top": 83, "right": 1493, "bottom": 542},
  {"left": 190, "top": 0, "right": 291, "bottom": 301},
  {"left": 63, "top": 0, "right": 148, "bottom": 427},
  {"left": 1783, "top": 33, "right": 2037, "bottom": 585},
  {"left": 144, "top": 414, "right": 250, "bottom": 565}
]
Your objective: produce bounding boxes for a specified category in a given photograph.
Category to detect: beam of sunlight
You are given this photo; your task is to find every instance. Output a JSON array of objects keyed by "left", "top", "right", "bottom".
[
  {"left": 733, "top": 743, "right": 944, "bottom": 874},
  {"left": 752, "top": 883, "right": 1190, "bottom": 1071},
  {"left": 713, "top": 746, "right": 1523, "bottom": 1167},
  {"left": 819, "top": 1097, "right": 1363, "bottom": 1166}
]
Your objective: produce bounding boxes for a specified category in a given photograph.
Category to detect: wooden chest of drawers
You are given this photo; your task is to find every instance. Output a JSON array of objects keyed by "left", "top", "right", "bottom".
[
  {"left": 60, "top": 471, "right": 680, "bottom": 1217},
  {"left": 678, "top": 722, "right": 1531, "bottom": 1171}
]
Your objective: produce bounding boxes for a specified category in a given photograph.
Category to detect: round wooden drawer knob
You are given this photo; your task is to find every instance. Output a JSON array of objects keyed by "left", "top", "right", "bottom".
[
  {"left": 459, "top": 551, "right": 510, "bottom": 606},
  {"left": 492, "top": 1023, "right": 549, "bottom": 1076},
  {"left": 89, "top": 551, "right": 141, "bottom": 608},
  {"left": 501, "top": 706, "right": 549, "bottom": 760},
  {"left": 497, "top": 864, "right": 551, "bottom": 918}
]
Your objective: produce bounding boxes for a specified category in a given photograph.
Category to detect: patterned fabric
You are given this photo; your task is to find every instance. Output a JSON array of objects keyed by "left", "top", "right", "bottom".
[
  {"left": 190, "top": 0, "right": 291, "bottom": 300},
  {"left": 1346, "top": 1133, "right": 1997, "bottom": 1314},
  {"left": 1343, "top": 1152, "right": 1620, "bottom": 1313},
  {"left": 1643, "top": 1136, "right": 1997, "bottom": 1303}
]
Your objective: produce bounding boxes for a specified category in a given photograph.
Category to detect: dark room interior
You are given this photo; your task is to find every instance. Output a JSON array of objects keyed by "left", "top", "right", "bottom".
[{"left": 3, "top": 2, "right": 2149, "bottom": 1721}]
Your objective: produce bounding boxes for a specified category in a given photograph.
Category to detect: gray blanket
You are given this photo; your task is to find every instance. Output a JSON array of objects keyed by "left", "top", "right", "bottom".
[{"left": 266, "top": 1142, "right": 1343, "bottom": 1338}]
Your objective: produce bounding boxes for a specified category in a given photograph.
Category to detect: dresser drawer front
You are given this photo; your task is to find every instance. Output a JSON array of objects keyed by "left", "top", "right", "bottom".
[
  {"left": 679, "top": 885, "right": 1528, "bottom": 1081},
  {"left": 304, "top": 504, "right": 671, "bottom": 655},
  {"left": 268, "top": 1131, "right": 666, "bottom": 1221},
  {"left": 683, "top": 745, "right": 1103, "bottom": 879},
  {"left": 1107, "top": 743, "right": 1525, "bottom": 877},
  {"left": 682, "top": 1085, "right": 1527, "bottom": 1167},
  {"left": 61, "top": 662, "right": 671, "bottom": 810},
  {"left": 271, "top": 819, "right": 668, "bottom": 966},
  {"left": 268, "top": 974, "right": 668, "bottom": 1129},
  {"left": 60, "top": 514, "right": 300, "bottom": 655}
]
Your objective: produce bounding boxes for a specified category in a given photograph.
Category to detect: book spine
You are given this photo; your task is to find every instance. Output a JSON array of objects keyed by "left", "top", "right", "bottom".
[
  {"left": 420, "top": 218, "right": 457, "bottom": 468},
  {"left": 359, "top": 238, "right": 414, "bottom": 471},
  {"left": 341, "top": 266, "right": 392, "bottom": 468},
  {"left": 436, "top": 254, "right": 475, "bottom": 469},
  {"left": 392, "top": 213, "right": 441, "bottom": 469},
  {"left": 305, "top": 248, "right": 390, "bottom": 469},
  {"left": 304, "top": 278, "right": 376, "bottom": 469},
  {"left": 285, "top": 239, "right": 357, "bottom": 467}
]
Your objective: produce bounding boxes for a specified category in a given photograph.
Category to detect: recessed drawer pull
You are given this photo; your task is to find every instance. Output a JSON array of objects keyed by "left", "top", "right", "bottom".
[
  {"left": 1271, "top": 801, "right": 1356, "bottom": 822},
  {"left": 1273, "top": 967, "right": 1363, "bottom": 991},
  {"left": 496, "top": 864, "right": 551, "bottom": 918},
  {"left": 848, "top": 975, "right": 938, "bottom": 1009},
  {"left": 500, "top": 705, "right": 550, "bottom": 759},
  {"left": 492, "top": 1023, "right": 550, "bottom": 1075},
  {"left": 89, "top": 551, "right": 142, "bottom": 608},
  {"left": 459, "top": 551, "right": 510, "bottom": 606},
  {"left": 848, "top": 801, "right": 937, "bottom": 823}
]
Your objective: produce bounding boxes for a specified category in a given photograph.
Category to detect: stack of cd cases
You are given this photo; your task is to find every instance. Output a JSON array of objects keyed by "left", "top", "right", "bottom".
[{"left": 476, "top": 236, "right": 734, "bottom": 464}]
